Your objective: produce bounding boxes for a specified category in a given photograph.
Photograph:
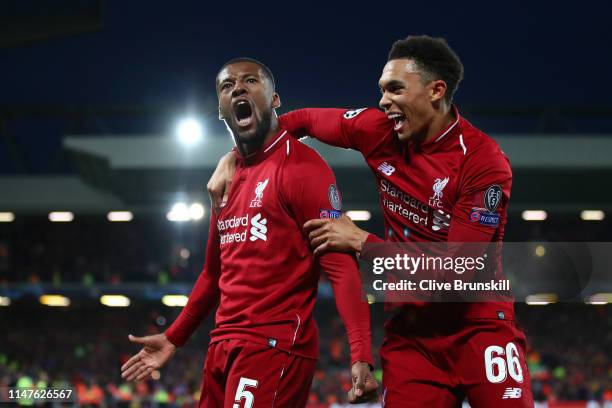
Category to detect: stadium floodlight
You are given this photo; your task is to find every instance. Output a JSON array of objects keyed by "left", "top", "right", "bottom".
[
  {"left": 521, "top": 210, "right": 547, "bottom": 221},
  {"left": 100, "top": 295, "right": 130, "bottom": 307},
  {"left": 346, "top": 210, "right": 372, "bottom": 221},
  {"left": 580, "top": 210, "right": 605, "bottom": 221},
  {"left": 49, "top": 211, "right": 74, "bottom": 222},
  {"left": 366, "top": 294, "right": 376, "bottom": 305},
  {"left": 534, "top": 245, "right": 546, "bottom": 258},
  {"left": 167, "top": 203, "right": 191, "bottom": 222},
  {"left": 107, "top": 211, "right": 134, "bottom": 222},
  {"left": 586, "top": 293, "right": 612, "bottom": 305},
  {"left": 525, "top": 293, "right": 557, "bottom": 306},
  {"left": 40, "top": 295, "right": 70, "bottom": 307},
  {"left": 0, "top": 296, "right": 10, "bottom": 306},
  {"left": 162, "top": 295, "right": 189, "bottom": 307},
  {"left": 189, "top": 203, "right": 206, "bottom": 220},
  {"left": 0, "top": 212, "right": 15, "bottom": 222},
  {"left": 176, "top": 117, "right": 203, "bottom": 145}
]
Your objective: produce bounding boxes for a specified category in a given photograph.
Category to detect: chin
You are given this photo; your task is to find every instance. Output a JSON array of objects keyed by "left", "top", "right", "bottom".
[
  {"left": 397, "top": 132, "right": 412, "bottom": 142},
  {"left": 230, "top": 125, "right": 256, "bottom": 142}
]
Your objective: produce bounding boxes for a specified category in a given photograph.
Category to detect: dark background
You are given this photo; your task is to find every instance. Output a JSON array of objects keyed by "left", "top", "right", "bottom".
[{"left": 2, "top": 0, "right": 611, "bottom": 174}]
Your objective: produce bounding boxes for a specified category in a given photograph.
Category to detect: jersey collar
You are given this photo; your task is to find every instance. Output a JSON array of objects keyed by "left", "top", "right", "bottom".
[
  {"left": 418, "top": 105, "right": 462, "bottom": 153},
  {"left": 234, "top": 128, "right": 288, "bottom": 166}
]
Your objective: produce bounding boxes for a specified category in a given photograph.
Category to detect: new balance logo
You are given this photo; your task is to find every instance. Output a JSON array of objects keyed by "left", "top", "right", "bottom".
[
  {"left": 249, "top": 213, "right": 267, "bottom": 241},
  {"left": 378, "top": 162, "right": 395, "bottom": 176},
  {"left": 502, "top": 388, "right": 522, "bottom": 399}
]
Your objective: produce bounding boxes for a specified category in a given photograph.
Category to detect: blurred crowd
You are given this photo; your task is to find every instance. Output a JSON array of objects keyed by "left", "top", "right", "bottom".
[
  {"left": 0, "top": 217, "right": 611, "bottom": 406},
  {"left": 0, "top": 301, "right": 610, "bottom": 407},
  {"left": 0, "top": 216, "right": 206, "bottom": 284}
]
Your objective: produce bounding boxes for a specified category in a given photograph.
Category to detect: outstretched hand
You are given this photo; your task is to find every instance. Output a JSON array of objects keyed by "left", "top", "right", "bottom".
[
  {"left": 121, "top": 334, "right": 176, "bottom": 382},
  {"left": 347, "top": 361, "right": 379, "bottom": 403}
]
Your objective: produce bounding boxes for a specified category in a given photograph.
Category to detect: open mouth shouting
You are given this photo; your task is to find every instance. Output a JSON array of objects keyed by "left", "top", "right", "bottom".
[
  {"left": 387, "top": 111, "right": 406, "bottom": 132},
  {"left": 233, "top": 99, "right": 254, "bottom": 128}
]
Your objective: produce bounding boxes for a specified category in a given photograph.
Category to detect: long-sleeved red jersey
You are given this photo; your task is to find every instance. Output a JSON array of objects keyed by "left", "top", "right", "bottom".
[
  {"left": 165, "top": 129, "right": 373, "bottom": 365},
  {"left": 279, "top": 107, "right": 515, "bottom": 321}
]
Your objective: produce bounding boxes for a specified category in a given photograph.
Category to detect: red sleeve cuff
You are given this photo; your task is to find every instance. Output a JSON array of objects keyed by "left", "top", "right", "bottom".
[
  {"left": 365, "top": 233, "right": 385, "bottom": 244},
  {"left": 350, "top": 350, "right": 374, "bottom": 368},
  {"left": 164, "top": 326, "right": 186, "bottom": 348}
]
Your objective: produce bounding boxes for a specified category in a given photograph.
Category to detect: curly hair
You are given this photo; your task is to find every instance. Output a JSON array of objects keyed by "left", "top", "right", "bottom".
[{"left": 388, "top": 35, "right": 464, "bottom": 104}]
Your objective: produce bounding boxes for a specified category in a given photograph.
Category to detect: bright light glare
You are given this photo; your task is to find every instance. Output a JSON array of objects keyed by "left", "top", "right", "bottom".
[
  {"left": 162, "top": 295, "right": 189, "bottom": 307},
  {"left": 534, "top": 245, "right": 546, "bottom": 257},
  {"left": 40, "top": 295, "right": 70, "bottom": 307},
  {"left": 346, "top": 210, "right": 372, "bottom": 221},
  {"left": 180, "top": 249, "right": 190, "bottom": 259},
  {"left": 0, "top": 212, "right": 15, "bottom": 222},
  {"left": 580, "top": 210, "right": 605, "bottom": 221},
  {"left": 189, "top": 203, "right": 205, "bottom": 220},
  {"left": 107, "top": 211, "right": 133, "bottom": 222},
  {"left": 521, "top": 210, "right": 547, "bottom": 221},
  {"left": 526, "top": 293, "right": 557, "bottom": 305},
  {"left": 49, "top": 212, "right": 74, "bottom": 222},
  {"left": 167, "top": 203, "right": 190, "bottom": 222},
  {"left": 100, "top": 295, "right": 130, "bottom": 307},
  {"left": 0, "top": 296, "right": 10, "bottom": 306},
  {"left": 586, "top": 293, "right": 612, "bottom": 305},
  {"left": 176, "top": 118, "right": 203, "bottom": 145}
]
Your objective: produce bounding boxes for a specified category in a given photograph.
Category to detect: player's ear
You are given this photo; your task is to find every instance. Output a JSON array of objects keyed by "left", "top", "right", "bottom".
[
  {"left": 430, "top": 80, "right": 447, "bottom": 104},
  {"left": 272, "top": 93, "right": 281, "bottom": 109}
]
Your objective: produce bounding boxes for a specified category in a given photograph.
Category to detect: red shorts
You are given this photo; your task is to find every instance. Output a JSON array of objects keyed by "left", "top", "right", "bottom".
[
  {"left": 199, "top": 338, "right": 317, "bottom": 408},
  {"left": 380, "top": 317, "right": 534, "bottom": 408}
]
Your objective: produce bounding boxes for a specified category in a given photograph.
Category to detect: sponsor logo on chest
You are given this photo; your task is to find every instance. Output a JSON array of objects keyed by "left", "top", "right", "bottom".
[
  {"left": 218, "top": 179, "right": 270, "bottom": 245},
  {"left": 217, "top": 212, "right": 268, "bottom": 244},
  {"left": 379, "top": 179, "right": 452, "bottom": 233}
]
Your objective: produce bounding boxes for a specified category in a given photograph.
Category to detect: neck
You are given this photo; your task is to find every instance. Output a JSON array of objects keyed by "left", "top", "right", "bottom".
[
  {"left": 235, "top": 116, "right": 279, "bottom": 156},
  {"left": 423, "top": 104, "right": 455, "bottom": 143}
]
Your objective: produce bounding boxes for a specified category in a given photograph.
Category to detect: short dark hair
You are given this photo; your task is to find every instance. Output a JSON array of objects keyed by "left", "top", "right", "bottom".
[
  {"left": 388, "top": 35, "right": 464, "bottom": 104},
  {"left": 216, "top": 57, "right": 275, "bottom": 89}
]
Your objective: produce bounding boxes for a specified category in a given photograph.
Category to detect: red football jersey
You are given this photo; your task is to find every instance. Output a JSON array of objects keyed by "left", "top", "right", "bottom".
[
  {"left": 165, "top": 129, "right": 373, "bottom": 365},
  {"left": 279, "top": 107, "right": 515, "bottom": 320}
]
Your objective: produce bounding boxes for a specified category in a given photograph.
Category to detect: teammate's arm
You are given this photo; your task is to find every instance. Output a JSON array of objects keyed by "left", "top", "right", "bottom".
[
  {"left": 121, "top": 214, "right": 221, "bottom": 382},
  {"left": 279, "top": 108, "right": 390, "bottom": 155}
]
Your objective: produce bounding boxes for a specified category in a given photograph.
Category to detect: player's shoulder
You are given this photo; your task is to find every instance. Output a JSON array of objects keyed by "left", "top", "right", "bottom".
[
  {"left": 341, "top": 107, "right": 392, "bottom": 129},
  {"left": 282, "top": 132, "right": 333, "bottom": 172},
  {"left": 459, "top": 117, "right": 509, "bottom": 165}
]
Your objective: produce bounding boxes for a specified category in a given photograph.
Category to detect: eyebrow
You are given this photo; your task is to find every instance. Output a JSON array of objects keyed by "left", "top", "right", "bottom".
[
  {"left": 379, "top": 79, "right": 405, "bottom": 90},
  {"left": 218, "top": 73, "right": 258, "bottom": 86}
]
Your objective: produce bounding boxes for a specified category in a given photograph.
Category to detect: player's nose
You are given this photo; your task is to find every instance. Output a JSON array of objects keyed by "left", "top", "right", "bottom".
[
  {"left": 232, "top": 83, "right": 247, "bottom": 98},
  {"left": 379, "top": 92, "right": 391, "bottom": 111}
]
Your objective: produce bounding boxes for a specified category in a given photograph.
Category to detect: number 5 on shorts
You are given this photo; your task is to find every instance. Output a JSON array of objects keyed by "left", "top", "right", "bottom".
[
  {"left": 484, "top": 342, "right": 524, "bottom": 384},
  {"left": 233, "top": 377, "right": 258, "bottom": 408}
]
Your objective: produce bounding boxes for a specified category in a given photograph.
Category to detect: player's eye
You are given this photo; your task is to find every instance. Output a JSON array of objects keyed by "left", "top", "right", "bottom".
[
  {"left": 220, "top": 82, "right": 232, "bottom": 91},
  {"left": 246, "top": 78, "right": 257, "bottom": 84}
]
